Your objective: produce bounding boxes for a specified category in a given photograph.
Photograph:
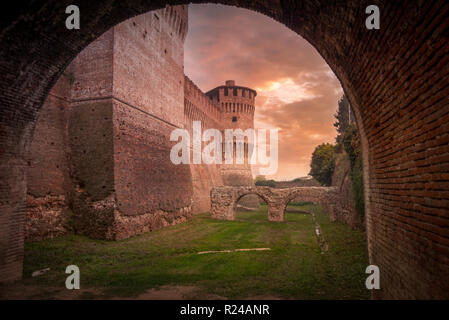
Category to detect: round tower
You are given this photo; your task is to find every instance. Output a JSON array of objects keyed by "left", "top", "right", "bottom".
[{"left": 206, "top": 81, "right": 259, "bottom": 209}]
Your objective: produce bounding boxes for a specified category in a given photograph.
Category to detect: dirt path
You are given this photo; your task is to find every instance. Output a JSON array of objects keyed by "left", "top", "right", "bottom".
[{"left": 0, "top": 283, "right": 283, "bottom": 300}]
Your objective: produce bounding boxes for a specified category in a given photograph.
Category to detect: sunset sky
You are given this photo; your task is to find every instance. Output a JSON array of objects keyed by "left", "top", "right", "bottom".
[{"left": 184, "top": 4, "right": 343, "bottom": 180}]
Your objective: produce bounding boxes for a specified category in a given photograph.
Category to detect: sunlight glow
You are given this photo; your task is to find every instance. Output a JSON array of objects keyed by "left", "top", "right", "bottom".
[{"left": 256, "top": 78, "right": 318, "bottom": 106}]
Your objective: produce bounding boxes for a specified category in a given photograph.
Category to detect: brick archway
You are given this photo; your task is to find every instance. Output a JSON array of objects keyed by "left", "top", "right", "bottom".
[
  {"left": 211, "top": 186, "right": 339, "bottom": 222},
  {"left": 1, "top": 1, "right": 448, "bottom": 298}
]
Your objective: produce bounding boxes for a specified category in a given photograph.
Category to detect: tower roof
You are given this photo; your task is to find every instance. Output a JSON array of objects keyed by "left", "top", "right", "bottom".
[{"left": 205, "top": 80, "right": 257, "bottom": 97}]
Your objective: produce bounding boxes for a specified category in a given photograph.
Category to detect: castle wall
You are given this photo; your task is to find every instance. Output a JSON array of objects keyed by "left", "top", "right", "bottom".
[
  {"left": 111, "top": 6, "right": 192, "bottom": 223},
  {"left": 25, "top": 6, "right": 257, "bottom": 239},
  {"left": 112, "top": 8, "right": 186, "bottom": 128},
  {"left": 67, "top": 28, "right": 118, "bottom": 239},
  {"left": 25, "top": 73, "right": 73, "bottom": 241},
  {"left": 331, "top": 152, "right": 364, "bottom": 229},
  {"left": 184, "top": 77, "right": 224, "bottom": 213},
  {"left": 74, "top": 7, "right": 192, "bottom": 240},
  {"left": 26, "top": 6, "right": 193, "bottom": 240}
]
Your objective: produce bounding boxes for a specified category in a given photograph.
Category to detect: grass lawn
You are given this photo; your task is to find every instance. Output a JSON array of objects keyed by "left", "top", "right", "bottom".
[{"left": 13, "top": 203, "right": 369, "bottom": 299}]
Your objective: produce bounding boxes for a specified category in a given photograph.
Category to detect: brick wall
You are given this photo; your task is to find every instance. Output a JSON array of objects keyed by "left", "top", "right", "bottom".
[
  {"left": 184, "top": 76, "right": 224, "bottom": 213},
  {"left": 206, "top": 81, "right": 259, "bottom": 208},
  {"left": 25, "top": 73, "right": 73, "bottom": 240},
  {"left": 25, "top": 6, "right": 194, "bottom": 240},
  {"left": 0, "top": 0, "right": 448, "bottom": 299},
  {"left": 72, "top": 6, "right": 193, "bottom": 240},
  {"left": 210, "top": 186, "right": 341, "bottom": 222}
]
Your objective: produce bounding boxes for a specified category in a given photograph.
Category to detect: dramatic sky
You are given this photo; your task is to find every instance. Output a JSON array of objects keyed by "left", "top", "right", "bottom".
[{"left": 184, "top": 4, "right": 343, "bottom": 180}]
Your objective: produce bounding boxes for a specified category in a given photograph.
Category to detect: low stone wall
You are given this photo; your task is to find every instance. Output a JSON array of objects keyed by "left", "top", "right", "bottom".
[
  {"left": 72, "top": 193, "right": 193, "bottom": 240},
  {"left": 25, "top": 195, "right": 73, "bottom": 241},
  {"left": 331, "top": 152, "right": 364, "bottom": 229},
  {"left": 210, "top": 186, "right": 342, "bottom": 222}
]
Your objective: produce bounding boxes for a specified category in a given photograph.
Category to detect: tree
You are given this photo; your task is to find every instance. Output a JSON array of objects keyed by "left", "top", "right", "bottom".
[
  {"left": 334, "top": 95, "right": 352, "bottom": 150},
  {"left": 342, "top": 124, "right": 365, "bottom": 217},
  {"left": 309, "top": 143, "right": 336, "bottom": 186}
]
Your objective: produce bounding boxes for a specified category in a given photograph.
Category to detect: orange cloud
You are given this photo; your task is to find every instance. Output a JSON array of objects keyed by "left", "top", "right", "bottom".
[{"left": 185, "top": 4, "right": 343, "bottom": 180}]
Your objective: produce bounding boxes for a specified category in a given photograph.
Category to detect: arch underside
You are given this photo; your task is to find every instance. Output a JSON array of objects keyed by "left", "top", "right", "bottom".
[{"left": 0, "top": 0, "right": 448, "bottom": 299}]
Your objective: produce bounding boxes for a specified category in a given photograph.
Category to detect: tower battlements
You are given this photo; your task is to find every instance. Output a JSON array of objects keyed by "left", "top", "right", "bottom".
[
  {"left": 189, "top": 80, "right": 259, "bottom": 209},
  {"left": 184, "top": 76, "right": 223, "bottom": 130},
  {"left": 205, "top": 81, "right": 256, "bottom": 123},
  {"left": 186, "top": 79, "right": 257, "bottom": 129}
]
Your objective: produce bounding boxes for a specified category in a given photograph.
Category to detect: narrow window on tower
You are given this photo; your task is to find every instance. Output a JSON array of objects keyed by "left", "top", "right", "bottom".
[
  {"left": 233, "top": 88, "right": 237, "bottom": 96},
  {"left": 224, "top": 88, "right": 228, "bottom": 96},
  {"left": 232, "top": 116, "right": 237, "bottom": 122}
]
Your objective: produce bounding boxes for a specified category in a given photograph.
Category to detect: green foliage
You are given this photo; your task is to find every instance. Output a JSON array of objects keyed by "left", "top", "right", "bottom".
[
  {"left": 255, "top": 179, "right": 276, "bottom": 187},
  {"left": 334, "top": 95, "right": 350, "bottom": 134},
  {"left": 351, "top": 156, "right": 365, "bottom": 217},
  {"left": 342, "top": 125, "right": 360, "bottom": 165},
  {"left": 334, "top": 95, "right": 351, "bottom": 151},
  {"left": 342, "top": 124, "right": 365, "bottom": 217},
  {"left": 309, "top": 143, "right": 336, "bottom": 186},
  {"left": 331, "top": 94, "right": 365, "bottom": 218}
]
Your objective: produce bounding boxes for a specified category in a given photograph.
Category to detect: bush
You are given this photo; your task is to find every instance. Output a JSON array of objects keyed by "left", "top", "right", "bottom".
[
  {"left": 342, "top": 124, "right": 365, "bottom": 217},
  {"left": 309, "top": 143, "right": 335, "bottom": 186},
  {"left": 255, "top": 179, "right": 276, "bottom": 187}
]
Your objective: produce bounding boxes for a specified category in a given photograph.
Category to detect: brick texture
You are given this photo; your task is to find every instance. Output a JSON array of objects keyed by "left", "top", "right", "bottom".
[
  {"left": 0, "top": 0, "right": 448, "bottom": 299},
  {"left": 211, "top": 186, "right": 340, "bottom": 222}
]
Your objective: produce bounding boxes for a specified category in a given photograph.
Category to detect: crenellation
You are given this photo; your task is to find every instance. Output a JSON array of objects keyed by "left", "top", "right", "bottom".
[{"left": 184, "top": 75, "right": 223, "bottom": 126}]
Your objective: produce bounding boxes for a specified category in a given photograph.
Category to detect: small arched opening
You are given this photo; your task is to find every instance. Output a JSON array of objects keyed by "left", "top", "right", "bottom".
[{"left": 234, "top": 192, "right": 267, "bottom": 222}]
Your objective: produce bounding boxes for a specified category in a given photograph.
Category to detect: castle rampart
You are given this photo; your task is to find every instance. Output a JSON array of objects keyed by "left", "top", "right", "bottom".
[
  {"left": 184, "top": 76, "right": 224, "bottom": 213},
  {"left": 25, "top": 6, "right": 258, "bottom": 240},
  {"left": 26, "top": 6, "right": 194, "bottom": 240}
]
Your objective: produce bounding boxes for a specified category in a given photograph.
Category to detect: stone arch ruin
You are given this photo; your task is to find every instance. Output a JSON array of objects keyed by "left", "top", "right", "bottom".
[
  {"left": 0, "top": 1, "right": 448, "bottom": 299},
  {"left": 211, "top": 186, "right": 339, "bottom": 222}
]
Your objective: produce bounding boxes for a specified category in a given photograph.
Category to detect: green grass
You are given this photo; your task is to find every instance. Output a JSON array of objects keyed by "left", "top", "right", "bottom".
[{"left": 22, "top": 203, "right": 369, "bottom": 299}]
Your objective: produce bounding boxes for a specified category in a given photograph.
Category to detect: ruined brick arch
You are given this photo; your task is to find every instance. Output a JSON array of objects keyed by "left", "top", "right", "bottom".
[
  {"left": 210, "top": 186, "right": 271, "bottom": 221},
  {"left": 211, "top": 186, "right": 340, "bottom": 222},
  {"left": 233, "top": 189, "right": 269, "bottom": 217},
  {"left": 1, "top": 0, "right": 448, "bottom": 299}
]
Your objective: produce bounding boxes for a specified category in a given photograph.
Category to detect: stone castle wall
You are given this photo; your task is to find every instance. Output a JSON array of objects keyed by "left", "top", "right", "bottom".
[
  {"left": 25, "top": 5, "right": 255, "bottom": 240},
  {"left": 26, "top": 6, "right": 195, "bottom": 240},
  {"left": 331, "top": 152, "right": 364, "bottom": 229},
  {"left": 184, "top": 76, "right": 224, "bottom": 213},
  {"left": 25, "top": 73, "right": 74, "bottom": 240}
]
